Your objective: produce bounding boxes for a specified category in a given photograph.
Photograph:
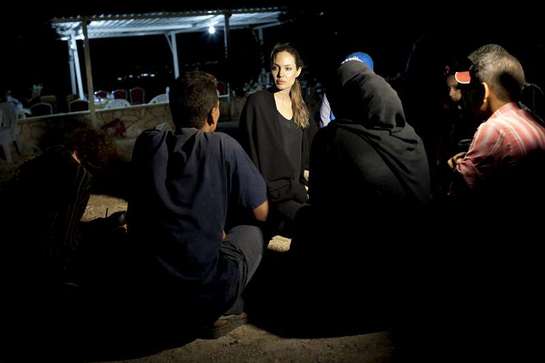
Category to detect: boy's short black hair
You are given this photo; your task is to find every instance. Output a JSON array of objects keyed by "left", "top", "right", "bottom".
[{"left": 169, "top": 71, "right": 219, "bottom": 129}]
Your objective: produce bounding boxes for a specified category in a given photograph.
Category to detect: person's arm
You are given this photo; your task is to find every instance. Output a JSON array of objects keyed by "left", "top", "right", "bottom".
[
  {"left": 238, "top": 94, "right": 260, "bottom": 169},
  {"left": 227, "top": 135, "right": 269, "bottom": 222},
  {"left": 253, "top": 200, "right": 269, "bottom": 222},
  {"left": 301, "top": 115, "right": 318, "bottom": 188},
  {"left": 453, "top": 122, "right": 502, "bottom": 190},
  {"left": 307, "top": 128, "right": 327, "bottom": 204}
]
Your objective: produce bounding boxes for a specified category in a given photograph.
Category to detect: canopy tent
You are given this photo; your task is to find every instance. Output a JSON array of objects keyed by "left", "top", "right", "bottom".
[{"left": 51, "top": 8, "right": 286, "bottom": 118}]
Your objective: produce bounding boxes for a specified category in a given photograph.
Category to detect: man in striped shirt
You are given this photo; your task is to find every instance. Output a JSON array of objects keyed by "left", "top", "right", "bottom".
[
  {"left": 448, "top": 44, "right": 545, "bottom": 201},
  {"left": 442, "top": 44, "right": 545, "bottom": 361}
]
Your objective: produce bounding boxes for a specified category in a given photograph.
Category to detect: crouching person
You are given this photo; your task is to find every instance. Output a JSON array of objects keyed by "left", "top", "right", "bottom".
[{"left": 127, "top": 71, "right": 268, "bottom": 338}]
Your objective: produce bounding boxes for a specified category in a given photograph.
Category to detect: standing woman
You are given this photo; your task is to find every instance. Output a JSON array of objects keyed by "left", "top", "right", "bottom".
[{"left": 239, "top": 43, "right": 317, "bottom": 237}]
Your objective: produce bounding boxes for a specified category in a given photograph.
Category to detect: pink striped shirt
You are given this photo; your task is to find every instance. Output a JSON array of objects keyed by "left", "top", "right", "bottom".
[{"left": 456, "top": 102, "right": 545, "bottom": 189}]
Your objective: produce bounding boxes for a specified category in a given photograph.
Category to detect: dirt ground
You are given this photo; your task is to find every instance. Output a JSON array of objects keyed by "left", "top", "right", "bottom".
[
  {"left": 0, "top": 151, "right": 395, "bottom": 362},
  {"left": 83, "top": 195, "right": 394, "bottom": 363},
  {"left": 106, "top": 329, "right": 393, "bottom": 363}
]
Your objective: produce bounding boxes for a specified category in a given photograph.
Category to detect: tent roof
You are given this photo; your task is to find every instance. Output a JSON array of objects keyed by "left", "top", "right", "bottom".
[{"left": 51, "top": 7, "right": 286, "bottom": 40}]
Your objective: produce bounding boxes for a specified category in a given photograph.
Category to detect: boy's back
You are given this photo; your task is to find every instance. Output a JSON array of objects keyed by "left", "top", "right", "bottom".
[{"left": 128, "top": 127, "right": 266, "bottom": 319}]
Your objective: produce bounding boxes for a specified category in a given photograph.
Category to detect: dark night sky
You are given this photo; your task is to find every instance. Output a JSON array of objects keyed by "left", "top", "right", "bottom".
[
  {"left": 0, "top": 1, "right": 294, "bottom": 98},
  {"left": 1, "top": 1, "right": 544, "bottom": 106}
]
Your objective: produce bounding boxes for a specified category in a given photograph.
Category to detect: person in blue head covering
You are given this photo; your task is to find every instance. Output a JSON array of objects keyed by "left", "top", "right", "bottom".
[
  {"left": 319, "top": 52, "right": 374, "bottom": 127},
  {"left": 341, "top": 51, "right": 374, "bottom": 69}
]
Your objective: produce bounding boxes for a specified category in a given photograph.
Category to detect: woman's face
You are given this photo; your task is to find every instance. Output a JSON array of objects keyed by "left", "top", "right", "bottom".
[
  {"left": 447, "top": 75, "right": 462, "bottom": 103},
  {"left": 271, "top": 51, "right": 301, "bottom": 91}
]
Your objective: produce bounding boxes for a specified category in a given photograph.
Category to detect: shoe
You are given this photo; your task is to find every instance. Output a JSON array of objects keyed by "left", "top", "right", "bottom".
[
  {"left": 198, "top": 312, "right": 248, "bottom": 339},
  {"left": 107, "top": 211, "right": 127, "bottom": 227}
]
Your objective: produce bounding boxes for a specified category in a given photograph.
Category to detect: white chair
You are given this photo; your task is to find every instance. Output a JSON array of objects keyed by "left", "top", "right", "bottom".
[
  {"left": 104, "top": 99, "right": 131, "bottom": 109},
  {"left": 148, "top": 93, "right": 168, "bottom": 104},
  {"left": 0, "top": 103, "right": 22, "bottom": 162}
]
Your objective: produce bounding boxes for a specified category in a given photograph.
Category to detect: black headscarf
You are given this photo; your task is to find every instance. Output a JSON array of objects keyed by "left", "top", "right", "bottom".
[{"left": 327, "top": 60, "right": 431, "bottom": 205}]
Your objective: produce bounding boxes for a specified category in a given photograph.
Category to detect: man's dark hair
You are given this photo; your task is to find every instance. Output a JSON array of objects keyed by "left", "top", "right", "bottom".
[
  {"left": 40, "top": 120, "right": 115, "bottom": 170},
  {"left": 469, "top": 44, "right": 525, "bottom": 102},
  {"left": 66, "top": 124, "right": 115, "bottom": 170},
  {"left": 169, "top": 71, "right": 219, "bottom": 129}
]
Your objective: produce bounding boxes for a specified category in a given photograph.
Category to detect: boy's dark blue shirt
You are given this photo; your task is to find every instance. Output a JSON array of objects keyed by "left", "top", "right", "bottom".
[{"left": 128, "top": 127, "right": 266, "bottom": 319}]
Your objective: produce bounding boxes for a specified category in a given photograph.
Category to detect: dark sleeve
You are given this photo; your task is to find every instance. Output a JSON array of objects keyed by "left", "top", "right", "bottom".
[
  {"left": 302, "top": 117, "right": 319, "bottom": 172},
  {"left": 308, "top": 127, "right": 329, "bottom": 205},
  {"left": 15, "top": 148, "right": 92, "bottom": 258},
  {"left": 238, "top": 94, "right": 260, "bottom": 170},
  {"left": 227, "top": 137, "right": 268, "bottom": 210}
]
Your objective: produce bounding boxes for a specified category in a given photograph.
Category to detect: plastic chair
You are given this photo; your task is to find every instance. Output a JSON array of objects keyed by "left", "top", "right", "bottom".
[
  {"left": 129, "top": 87, "right": 145, "bottom": 105},
  {"left": 66, "top": 94, "right": 78, "bottom": 104},
  {"left": 40, "top": 94, "right": 56, "bottom": 104},
  {"left": 104, "top": 99, "right": 131, "bottom": 109},
  {"left": 148, "top": 93, "right": 168, "bottom": 104},
  {"left": 30, "top": 102, "right": 53, "bottom": 116},
  {"left": 94, "top": 90, "right": 108, "bottom": 99},
  {"left": 112, "top": 89, "right": 127, "bottom": 100},
  {"left": 68, "top": 99, "right": 89, "bottom": 112},
  {"left": 40, "top": 95, "right": 57, "bottom": 112},
  {"left": 0, "top": 103, "right": 22, "bottom": 162}
]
